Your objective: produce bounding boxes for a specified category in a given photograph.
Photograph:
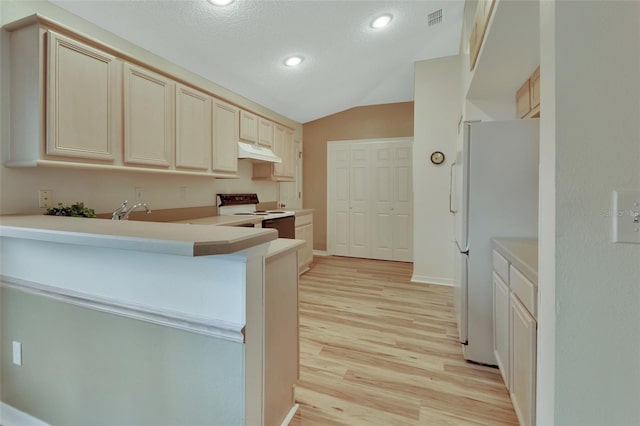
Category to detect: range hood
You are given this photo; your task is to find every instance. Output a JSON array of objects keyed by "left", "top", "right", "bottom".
[{"left": 237, "top": 141, "right": 282, "bottom": 163}]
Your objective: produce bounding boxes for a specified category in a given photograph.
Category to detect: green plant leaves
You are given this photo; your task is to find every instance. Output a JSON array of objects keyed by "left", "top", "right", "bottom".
[{"left": 44, "top": 202, "right": 96, "bottom": 218}]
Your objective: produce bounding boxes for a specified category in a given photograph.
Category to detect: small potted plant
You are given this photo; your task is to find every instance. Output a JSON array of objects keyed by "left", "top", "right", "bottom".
[{"left": 44, "top": 202, "right": 96, "bottom": 218}]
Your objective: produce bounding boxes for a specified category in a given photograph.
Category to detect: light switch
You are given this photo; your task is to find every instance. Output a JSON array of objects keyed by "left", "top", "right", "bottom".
[{"left": 612, "top": 189, "right": 640, "bottom": 244}]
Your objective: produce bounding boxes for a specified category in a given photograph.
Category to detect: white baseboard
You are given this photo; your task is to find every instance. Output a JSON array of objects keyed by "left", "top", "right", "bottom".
[
  {"left": 1, "top": 402, "right": 50, "bottom": 426},
  {"left": 312, "top": 250, "right": 328, "bottom": 256},
  {"left": 411, "top": 274, "right": 455, "bottom": 287},
  {"left": 280, "top": 403, "right": 299, "bottom": 426}
]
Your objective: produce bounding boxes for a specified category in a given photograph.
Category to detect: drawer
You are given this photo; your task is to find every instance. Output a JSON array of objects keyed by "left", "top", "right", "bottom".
[
  {"left": 295, "top": 213, "right": 312, "bottom": 227},
  {"left": 493, "top": 250, "right": 509, "bottom": 283},
  {"left": 509, "top": 265, "right": 536, "bottom": 318}
]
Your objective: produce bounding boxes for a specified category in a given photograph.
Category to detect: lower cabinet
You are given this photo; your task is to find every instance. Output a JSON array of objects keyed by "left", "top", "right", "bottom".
[
  {"left": 264, "top": 245, "right": 299, "bottom": 426},
  {"left": 510, "top": 293, "right": 537, "bottom": 426},
  {"left": 295, "top": 212, "right": 314, "bottom": 274},
  {"left": 493, "top": 248, "right": 537, "bottom": 426},
  {"left": 492, "top": 272, "right": 510, "bottom": 386}
]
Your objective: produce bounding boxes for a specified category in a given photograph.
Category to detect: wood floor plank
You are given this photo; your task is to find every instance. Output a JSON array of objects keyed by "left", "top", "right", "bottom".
[{"left": 292, "top": 256, "right": 518, "bottom": 426}]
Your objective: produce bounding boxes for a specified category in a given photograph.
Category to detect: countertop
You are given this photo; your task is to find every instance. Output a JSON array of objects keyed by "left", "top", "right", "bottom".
[
  {"left": 265, "top": 238, "right": 305, "bottom": 261},
  {"left": 0, "top": 215, "right": 277, "bottom": 257},
  {"left": 492, "top": 238, "right": 538, "bottom": 284},
  {"left": 173, "top": 215, "right": 263, "bottom": 226},
  {"left": 173, "top": 215, "right": 306, "bottom": 259},
  {"left": 292, "top": 208, "right": 314, "bottom": 216}
]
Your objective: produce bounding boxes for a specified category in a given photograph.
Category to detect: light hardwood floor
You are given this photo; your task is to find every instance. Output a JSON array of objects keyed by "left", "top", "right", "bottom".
[{"left": 291, "top": 256, "right": 517, "bottom": 426}]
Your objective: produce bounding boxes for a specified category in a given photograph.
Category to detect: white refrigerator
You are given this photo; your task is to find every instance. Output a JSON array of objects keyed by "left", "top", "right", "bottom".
[{"left": 450, "top": 119, "right": 539, "bottom": 365}]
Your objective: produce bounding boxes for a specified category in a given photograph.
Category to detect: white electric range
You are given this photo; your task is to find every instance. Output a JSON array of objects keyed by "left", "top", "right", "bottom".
[{"left": 217, "top": 193, "right": 295, "bottom": 238}]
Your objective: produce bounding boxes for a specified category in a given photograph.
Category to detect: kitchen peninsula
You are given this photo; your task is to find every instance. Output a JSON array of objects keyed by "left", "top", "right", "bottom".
[{"left": 0, "top": 215, "right": 303, "bottom": 426}]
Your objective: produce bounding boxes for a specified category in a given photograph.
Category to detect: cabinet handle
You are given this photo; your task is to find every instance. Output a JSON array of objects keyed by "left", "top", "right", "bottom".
[{"left": 449, "top": 161, "right": 457, "bottom": 214}]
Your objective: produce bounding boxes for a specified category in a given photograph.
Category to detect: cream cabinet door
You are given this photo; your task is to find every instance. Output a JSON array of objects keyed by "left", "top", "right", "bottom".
[
  {"left": 46, "top": 31, "right": 118, "bottom": 161},
  {"left": 212, "top": 99, "right": 239, "bottom": 173},
  {"left": 273, "top": 125, "right": 294, "bottom": 179},
  {"left": 258, "top": 118, "right": 274, "bottom": 148},
  {"left": 240, "top": 110, "right": 258, "bottom": 143},
  {"left": 124, "top": 63, "right": 174, "bottom": 167},
  {"left": 493, "top": 271, "right": 510, "bottom": 388},
  {"left": 283, "top": 129, "right": 296, "bottom": 178},
  {"left": 176, "top": 84, "right": 211, "bottom": 171},
  {"left": 295, "top": 221, "right": 314, "bottom": 274},
  {"left": 272, "top": 124, "right": 286, "bottom": 177},
  {"left": 510, "top": 293, "right": 537, "bottom": 426}
]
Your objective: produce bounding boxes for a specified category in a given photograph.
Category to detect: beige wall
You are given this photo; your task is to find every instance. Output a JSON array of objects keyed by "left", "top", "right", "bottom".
[
  {"left": 302, "top": 102, "right": 414, "bottom": 251},
  {"left": 1, "top": 287, "right": 245, "bottom": 425}
]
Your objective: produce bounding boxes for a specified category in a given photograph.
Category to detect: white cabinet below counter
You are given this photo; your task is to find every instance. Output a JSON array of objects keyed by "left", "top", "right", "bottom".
[
  {"left": 295, "top": 210, "right": 314, "bottom": 274},
  {"left": 492, "top": 238, "right": 538, "bottom": 426}
]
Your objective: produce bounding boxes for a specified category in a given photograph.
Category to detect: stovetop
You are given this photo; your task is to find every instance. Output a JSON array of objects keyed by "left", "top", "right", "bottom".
[{"left": 217, "top": 193, "right": 293, "bottom": 220}]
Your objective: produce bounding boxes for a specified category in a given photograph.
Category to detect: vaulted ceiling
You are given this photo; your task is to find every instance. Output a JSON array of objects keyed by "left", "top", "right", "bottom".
[{"left": 50, "top": 0, "right": 464, "bottom": 123}]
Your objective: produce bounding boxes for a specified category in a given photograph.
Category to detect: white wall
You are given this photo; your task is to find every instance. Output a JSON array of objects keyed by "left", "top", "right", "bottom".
[
  {"left": 538, "top": 1, "right": 640, "bottom": 424},
  {"left": 412, "top": 55, "right": 461, "bottom": 286},
  {"left": 0, "top": 0, "right": 298, "bottom": 216}
]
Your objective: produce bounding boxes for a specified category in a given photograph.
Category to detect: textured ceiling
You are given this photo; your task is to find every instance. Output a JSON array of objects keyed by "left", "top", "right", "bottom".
[{"left": 50, "top": 0, "right": 464, "bottom": 123}]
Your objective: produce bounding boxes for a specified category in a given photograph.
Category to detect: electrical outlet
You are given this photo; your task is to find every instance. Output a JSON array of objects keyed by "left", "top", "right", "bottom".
[
  {"left": 38, "top": 190, "right": 53, "bottom": 208},
  {"left": 134, "top": 187, "right": 145, "bottom": 202},
  {"left": 13, "top": 341, "right": 22, "bottom": 366}
]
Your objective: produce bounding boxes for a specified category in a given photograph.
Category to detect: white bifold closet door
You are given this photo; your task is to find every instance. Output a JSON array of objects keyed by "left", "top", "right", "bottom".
[{"left": 327, "top": 139, "right": 413, "bottom": 262}]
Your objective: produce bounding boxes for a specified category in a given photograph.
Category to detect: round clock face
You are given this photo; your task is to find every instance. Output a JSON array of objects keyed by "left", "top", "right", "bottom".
[{"left": 430, "top": 151, "right": 445, "bottom": 165}]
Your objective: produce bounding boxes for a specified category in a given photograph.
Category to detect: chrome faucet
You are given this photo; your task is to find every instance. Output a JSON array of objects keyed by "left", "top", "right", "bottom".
[{"left": 111, "top": 200, "right": 152, "bottom": 220}]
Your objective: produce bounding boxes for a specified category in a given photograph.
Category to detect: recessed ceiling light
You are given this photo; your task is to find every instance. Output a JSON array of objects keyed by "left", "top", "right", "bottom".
[
  {"left": 284, "top": 56, "right": 304, "bottom": 67},
  {"left": 208, "top": 0, "right": 234, "bottom": 6},
  {"left": 371, "top": 14, "right": 393, "bottom": 29}
]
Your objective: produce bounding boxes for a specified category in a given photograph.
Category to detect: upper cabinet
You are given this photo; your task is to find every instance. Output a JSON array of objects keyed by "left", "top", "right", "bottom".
[
  {"left": 4, "top": 16, "right": 301, "bottom": 180},
  {"left": 212, "top": 99, "right": 239, "bottom": 173},
  {"left": 465, "top": 1, "right": 540, "bottom": 120},
  {"left": 272, "top": 125, "right": 294, "bottom": 179},
  {"left": 46, "top": 31, "right": 118, "bottom": 162},
  {"left": 123, "top": 63, "right": 174, "bottom": 168},
  {"left": 469, "top": 0, "right": 495, "bottom": 71},
  {"left": 258, "top": 118, "right": 274, "bottom": 148},
  {"left": 239, "top": 110, "right": 258, "bottom": 143},
  {"left": 176, "top": 83, "right": 212, "bottom": 171},
  {"left": 252, "top": 126, "right": 296, "bottom": 182},
  {"left": 516, "top": 67, "right": 540, "bottom": 119}
]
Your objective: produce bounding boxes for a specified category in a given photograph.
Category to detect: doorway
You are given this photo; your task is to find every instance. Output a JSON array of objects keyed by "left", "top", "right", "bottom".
[{"left": 327, "top": 138, "right": 413, "bottom": 262}]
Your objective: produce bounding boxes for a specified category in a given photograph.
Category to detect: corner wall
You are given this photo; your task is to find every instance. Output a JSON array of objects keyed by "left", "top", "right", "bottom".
[
  {"left": 412, "top": 55, "right": 461, "bottom": 285},
  {"left": 302, "top": 102, "right": 414, "bottom": 251},
  {"left": 539, "top": 1, "right": 640, "bottom": 424}
]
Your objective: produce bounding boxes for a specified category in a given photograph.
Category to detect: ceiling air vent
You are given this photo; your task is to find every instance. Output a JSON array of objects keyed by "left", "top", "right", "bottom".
[{"left": 428, "top": 9, "right": 442, "bottom": 26}]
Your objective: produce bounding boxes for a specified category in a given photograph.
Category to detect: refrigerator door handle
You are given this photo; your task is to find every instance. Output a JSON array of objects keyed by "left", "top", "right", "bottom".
[{"left": 449, "top": 161, "right": 457, "bottom": 214}]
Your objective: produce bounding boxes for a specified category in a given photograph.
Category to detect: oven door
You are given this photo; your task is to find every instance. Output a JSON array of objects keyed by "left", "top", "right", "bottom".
[{"left": 262, "top": 216, "right": 295, "bottom": 239}]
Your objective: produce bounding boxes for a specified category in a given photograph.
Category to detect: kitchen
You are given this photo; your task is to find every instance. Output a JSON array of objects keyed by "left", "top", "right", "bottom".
[{"left": 1, "top": 1, "right": 639, "bottom": 426}]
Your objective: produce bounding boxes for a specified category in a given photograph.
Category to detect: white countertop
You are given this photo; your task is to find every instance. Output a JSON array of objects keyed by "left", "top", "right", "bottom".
[
  {"left": 173, "top": 215, "right": 263, "bottom": 226},
  {"left": 0, "top": 215, "right": 277, "bottom": 256},
  {"left": 492, "top": 238, "right": 538, "bottom": 284}
]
